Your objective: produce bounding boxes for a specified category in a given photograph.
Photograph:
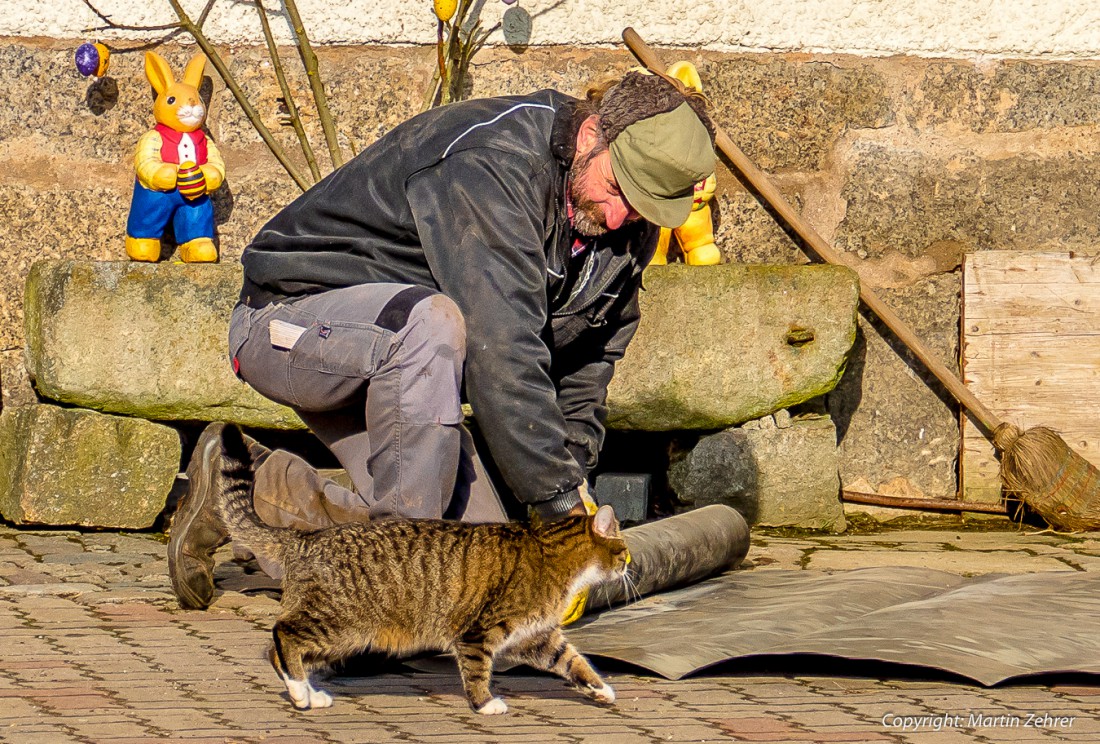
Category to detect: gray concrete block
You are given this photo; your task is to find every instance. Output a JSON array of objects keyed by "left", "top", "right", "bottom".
[{"left": 593, "top": 472, "right": 651, "bottom": 524}]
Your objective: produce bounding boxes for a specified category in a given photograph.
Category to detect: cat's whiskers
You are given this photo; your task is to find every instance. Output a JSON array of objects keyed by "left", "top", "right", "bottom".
[
  {"left": 598, "top": 576, "right": 616, "bottom": 607},
  {"left": 622, "top": 570, "right": 642, "bottom": 605}
]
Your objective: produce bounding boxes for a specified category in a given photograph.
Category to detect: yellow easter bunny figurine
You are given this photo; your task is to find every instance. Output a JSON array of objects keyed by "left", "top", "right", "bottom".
[
  {"left": 649, "top": 61, "right": 720, "bottom": 266},
  {"left": 125, "top": 51, "right": 225, "bottom": 263}
]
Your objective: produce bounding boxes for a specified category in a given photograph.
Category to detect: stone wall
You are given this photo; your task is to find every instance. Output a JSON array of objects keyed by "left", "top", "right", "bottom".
[
  {"left": 5, "top": 36, "right": 1100, "bottom": 504},
  {"left": 8, "top": 1, "right": 1100, "bottom": 57}
]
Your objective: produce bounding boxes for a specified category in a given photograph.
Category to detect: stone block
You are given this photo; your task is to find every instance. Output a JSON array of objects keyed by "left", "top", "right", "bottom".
[
  {"left": 0, "top": 403, "right": 180, "bottom": 528},
  {"left": 836, "top": 139, "right": 1100, "bottom": 258},
  {"left": 668, "top": 413, "right": 845, "bottom": 532},
  {"left": 702, "top": 57, "right": 895, "bottom": 172},
  {"left": 25, "top": 260, "right": 854, "bottom": 433},
  {"left": 828, "top": 274, "right": 961, "bottom": 502},
  {"left": 906, "top": 60, "right": 1100, "bottom": 134},
  {"left": 593, "top": 473, "right": 650, "bottom": 525},
  {"left": 1, "top": 349, "right": 37, "bottom": 413},
  {"left": 607, "top": 264, "right": 859, "bottom": 430},
  {"left": 24, "top": 260, "right": 303, "bottom": 429}
]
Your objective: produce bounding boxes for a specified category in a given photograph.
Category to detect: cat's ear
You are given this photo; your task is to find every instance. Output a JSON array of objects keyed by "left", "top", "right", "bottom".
[{"left": 592, "top": 504, "right": 618, "bottom": 537}]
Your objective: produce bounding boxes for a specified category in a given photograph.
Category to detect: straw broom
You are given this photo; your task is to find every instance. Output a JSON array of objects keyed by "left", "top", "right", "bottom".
[{"left": 623, "top": 28, "right": 1100, "bottom": 532}]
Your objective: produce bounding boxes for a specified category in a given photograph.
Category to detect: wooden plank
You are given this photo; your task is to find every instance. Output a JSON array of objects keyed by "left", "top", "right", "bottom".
[
  {"left": 966, "top": 252, "right": 1100, "bottom": 285},
  {"left": 962, "top": 251, "right": 1100, "bottom": 503},
  {"left": 966, "top": 300, "right": 1100, "bottom": 335}
]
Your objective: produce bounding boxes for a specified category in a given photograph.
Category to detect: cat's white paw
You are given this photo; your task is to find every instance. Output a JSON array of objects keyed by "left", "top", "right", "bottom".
[
  {"left": 308, "top": 687, "right": 334, "bottom": 708},
  {"left": 477, "top": 697, "right": 509, "bottom": 715},
  {"left": 588, "top": 683, "right": 615, "bottom": 704},
  {"left": 284, "top": 679, "right": 333, "bottom": 710},
  {"left": 285, "top": 679, "right": 311, "bottom": 709}
]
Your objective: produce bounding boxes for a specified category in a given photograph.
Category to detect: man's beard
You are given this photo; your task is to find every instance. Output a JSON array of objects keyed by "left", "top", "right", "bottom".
[{"left": 568, "top": 152, "right": 608, "bottom": 237}]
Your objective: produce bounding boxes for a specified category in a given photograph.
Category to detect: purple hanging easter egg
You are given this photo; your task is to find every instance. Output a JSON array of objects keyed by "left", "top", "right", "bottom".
[
  {"left": 75, "top": 43, "right": 99, "bottom": 76},
  {"left": 502, "top": 0, "right": 518, "bottom": 5}
]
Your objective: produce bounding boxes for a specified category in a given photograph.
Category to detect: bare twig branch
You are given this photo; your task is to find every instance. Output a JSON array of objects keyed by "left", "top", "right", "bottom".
[
  {"left": 421, "top": 67, "right": 443, "bottom": 112},
  {"left": 254, "top": 0, "right": 320, "bottom": 183},
  {"left": 165, "top": 0, "right": 311, "bottom": 191},
  {"left": 195, "top": 0, "right": 217, "bottom": 27},
  {"left": 81, "top": 0, "right": 181, "bottom": 31},
  {"left": 436, "top": 19, "right": 447, "bottom": 80},
  {"left": 453, "top": 21, "right": 488, "bottom": 102},
  {"left": 282, "top": 0, "right": 343, "bottom": 169},
  {"left": 441, "top": 0, "right": 468, "bottom": 105},
  {"left": 81, "top": 0, "right": 217, "bottom": 33},
  {"left": 81, "top": 0, "right": 218, "bottom": 49},
  {"left": 423, "top": 0, "right": 491, "bottom": 109},
  {"left": 421, "top": 20, "right": 446, "bottom": 111}
]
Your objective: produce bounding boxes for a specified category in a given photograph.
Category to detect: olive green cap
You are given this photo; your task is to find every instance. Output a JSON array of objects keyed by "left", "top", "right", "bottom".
[{"left": 608, "top": 101, "right": 716, "bottom": 229}]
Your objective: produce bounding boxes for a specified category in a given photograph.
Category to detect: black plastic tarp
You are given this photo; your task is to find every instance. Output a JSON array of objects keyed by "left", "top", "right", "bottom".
[{"left": 570, "top": 567, "right": 1100, "bottom": 685}]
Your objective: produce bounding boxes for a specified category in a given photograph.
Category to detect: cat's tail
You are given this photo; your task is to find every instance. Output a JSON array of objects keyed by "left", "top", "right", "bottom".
[{"left": 214, "top": 423, "right": 291, "bottom": 561}]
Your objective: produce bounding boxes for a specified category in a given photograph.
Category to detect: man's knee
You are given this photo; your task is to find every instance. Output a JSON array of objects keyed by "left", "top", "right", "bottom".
[
  {"left": 385, "top": 293, "right": 466, "bottom": 426},
  {"left": 404, "top": 293, "right": 467, "bottom": 363}
]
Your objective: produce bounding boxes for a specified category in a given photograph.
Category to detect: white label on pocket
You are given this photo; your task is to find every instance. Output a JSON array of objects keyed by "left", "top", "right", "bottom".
[{"left": 269, "top": 319, "right": 307, "bottom": 350}]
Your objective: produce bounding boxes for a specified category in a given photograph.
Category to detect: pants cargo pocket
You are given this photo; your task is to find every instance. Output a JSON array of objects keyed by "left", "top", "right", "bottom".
[
  {"left": 227, "top": 304, "right": 252, "bottom": 380},
  {"left": 286, "top": 321, "right": 397, "bottom": 412}
]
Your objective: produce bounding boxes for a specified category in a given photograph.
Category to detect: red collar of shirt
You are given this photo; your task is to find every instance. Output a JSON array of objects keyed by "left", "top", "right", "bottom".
[{"left": 565, "top": 190, "right": 591, "bottom": 258}]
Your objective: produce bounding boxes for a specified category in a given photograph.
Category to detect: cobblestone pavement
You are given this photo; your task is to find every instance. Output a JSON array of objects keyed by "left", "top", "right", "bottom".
[{"left": 2, "top": 523, "right": 1099, "bottom": 743}]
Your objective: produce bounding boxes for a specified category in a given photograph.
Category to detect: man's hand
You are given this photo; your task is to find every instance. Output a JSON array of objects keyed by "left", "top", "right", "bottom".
[
  {"left": 560, "top": 481, "right": 599, "bottom": 626},
  {"left": 532, "top": 481, "right": 596, "bottom": 521}
]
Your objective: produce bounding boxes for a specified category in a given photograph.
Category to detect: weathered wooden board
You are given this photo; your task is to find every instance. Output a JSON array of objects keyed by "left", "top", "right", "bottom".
[{"left": 962, "top": 251, "right": 1100, "bottom": 503}]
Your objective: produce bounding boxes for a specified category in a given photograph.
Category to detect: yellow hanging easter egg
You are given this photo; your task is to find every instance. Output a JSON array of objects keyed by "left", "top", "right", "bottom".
[
  {"left": 434, "top": 0, "right": 458, "bottom": 22},
  {"left": 93, "top": 43, "right": 111, "bottom": 77}
]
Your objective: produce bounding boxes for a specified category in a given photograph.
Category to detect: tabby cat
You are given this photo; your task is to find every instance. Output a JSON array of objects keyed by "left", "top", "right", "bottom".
[{"left": 213, "top": 423, "right": 630, "bottom": 714}]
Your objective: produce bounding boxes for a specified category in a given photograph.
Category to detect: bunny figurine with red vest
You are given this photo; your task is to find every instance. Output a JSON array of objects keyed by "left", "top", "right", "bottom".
[{"left": 125, "top": 51, "right": 225, "bottom": 263}]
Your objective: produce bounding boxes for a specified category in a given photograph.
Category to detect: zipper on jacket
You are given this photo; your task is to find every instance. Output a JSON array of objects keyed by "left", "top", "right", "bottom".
[{"left": 551, "top": 245, "right": 635, "bottom": 318}]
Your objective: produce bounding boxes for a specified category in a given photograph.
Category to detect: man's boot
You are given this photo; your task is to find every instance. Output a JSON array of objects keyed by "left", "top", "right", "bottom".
[{"left": 168, "top": 422, "right": 230, "bottom": 610}]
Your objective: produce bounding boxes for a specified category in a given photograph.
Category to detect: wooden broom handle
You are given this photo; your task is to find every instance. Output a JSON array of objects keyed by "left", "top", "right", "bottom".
[{"left": 622, "top": 27, "right": 1003, "bottom": 435}]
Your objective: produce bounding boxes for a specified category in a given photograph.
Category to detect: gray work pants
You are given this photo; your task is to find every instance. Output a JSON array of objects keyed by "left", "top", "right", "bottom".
[{"left": 228, "top": 283, "right": 507, "bottom": 531}]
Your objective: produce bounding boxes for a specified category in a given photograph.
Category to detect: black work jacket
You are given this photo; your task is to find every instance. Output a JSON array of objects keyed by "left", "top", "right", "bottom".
[{"left": 239, "top": 90, "right": 658, "bottom": 514}]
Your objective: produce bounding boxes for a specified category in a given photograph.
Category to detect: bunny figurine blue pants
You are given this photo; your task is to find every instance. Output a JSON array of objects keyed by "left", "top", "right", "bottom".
[{"left": 126, "top": 181, "right": 214, "bottom": 252}]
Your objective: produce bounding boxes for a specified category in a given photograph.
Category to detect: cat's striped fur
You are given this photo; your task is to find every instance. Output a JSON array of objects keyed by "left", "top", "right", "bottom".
[{"left": 213, "top": 423, "right": 629, "bottom": 714}]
